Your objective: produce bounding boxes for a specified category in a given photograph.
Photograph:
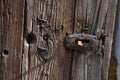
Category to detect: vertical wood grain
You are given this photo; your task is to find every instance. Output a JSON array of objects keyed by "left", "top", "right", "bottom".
[
  {"left": 22, "top": 0, "right": 75, "bottom": 80},
  {"left": 72, "top": 0, "right": 118, "bottom": 80},
  {"left": 22, "top": 0, "right": 118, "bottom": 80},
  {"left": 102, "top": 0, "right": 118, "bottom": 80},
  {"left": 0, "top": 0, "right": 118, "bottom": 80},
  {"left": 0, "top": 0, "right": 25, "bottom": 80}
]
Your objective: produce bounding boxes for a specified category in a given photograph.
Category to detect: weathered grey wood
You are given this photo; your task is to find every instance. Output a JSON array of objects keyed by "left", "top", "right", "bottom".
[
  {"left": 102, "top": 0, "right": 118, "bottom": 80},
  {"left": 22, "top": 0, "right": 74, "bottom": 80},
  {"left": 0, "top": 0, "right": 25, "bottom": 80},
  {"left": 72, "top": 0, "right": 118, "bottom": 80},
  {"left": 0, "top": 0, "right": 118, "bottom": 80},
  {"left": 22, "top": 0, "right": 118, "bottom": 80}
]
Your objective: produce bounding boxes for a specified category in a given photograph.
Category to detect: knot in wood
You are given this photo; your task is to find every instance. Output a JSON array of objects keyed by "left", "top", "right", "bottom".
[
  {"left": 26, "top": 32, "right": 36, "bottom": 44},
  {"left": 37, "top": 47, "right": 48, "bottom": 58}
]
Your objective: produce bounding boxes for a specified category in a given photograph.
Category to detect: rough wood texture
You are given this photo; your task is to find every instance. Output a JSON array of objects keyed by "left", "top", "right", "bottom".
[
  {"left": 22, "top": 0, "right": 74, "bottom": 80},
  {"left": 0, "top": 0, "right": 118, "bottom": 80},
  {"left": 0, "top": 0, "right": 25, "bottom": 80},
  {"left": 72, "top": 0, "right": 118, "bottom": 80}
]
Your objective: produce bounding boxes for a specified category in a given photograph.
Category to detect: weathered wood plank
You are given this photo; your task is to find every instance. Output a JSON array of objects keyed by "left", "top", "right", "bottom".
[
  {"left": 0, "top": 0, "right": 116, "bottom": 80},
  {"left": 22, "top": 0, "right": 75, "bottom": 80},
  {"left": 72, "top": 0, "right": 118, "bottom": 80},
  {"left": 0, "top": 0, "right": 25, "bottom": 80},
  {"left": 22, "top": 0, "right": 118, "bottom": 80},
  {"left": 102, "top": 0, "right": 118, "bottom": 80}
]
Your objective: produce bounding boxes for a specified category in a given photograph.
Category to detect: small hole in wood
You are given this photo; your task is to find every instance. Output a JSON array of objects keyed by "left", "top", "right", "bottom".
[
  {"left": 2, "top": 48, "right": 9, "bottom": 56},
  {"left": 26, "top": 32, "right": 36, "bottom": 44},
  {"left": 43, "top": 34, "right": 49, "bottom": 41}
]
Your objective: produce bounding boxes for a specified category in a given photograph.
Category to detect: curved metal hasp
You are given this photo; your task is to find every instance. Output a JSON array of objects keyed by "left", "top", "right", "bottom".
[{"left": 64, "top": 34, "right": 99, "bottom": 51}]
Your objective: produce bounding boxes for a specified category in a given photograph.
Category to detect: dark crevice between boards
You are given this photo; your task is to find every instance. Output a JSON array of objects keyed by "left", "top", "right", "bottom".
[
  {"left": 71, "top": 0, "right": 76, "bottom": 34},
  {"left": 91, "top": 0, "right": 102, "bottom": 35},
  {"left": 68, "top": 51, "right": 74, "bottom": 80},
  {"left": 26, "top": 31, "right": 37, "bottom": 80},
  {"left": 68, "top": 0, "right": 77, "bottom": 80},
  {"left": 108, "top": 30, "right": 117, "bottom": 80},
  {"left": 108, "top": 0, "right": 119, "bottom": 80},
  {"left": 21, "top": 0, "right": 27, "bottom": 79}
]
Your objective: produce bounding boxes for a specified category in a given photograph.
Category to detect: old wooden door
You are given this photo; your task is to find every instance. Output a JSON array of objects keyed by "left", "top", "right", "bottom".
[{"left": 0, "top": 0, "right": 118, "bottom": 80}]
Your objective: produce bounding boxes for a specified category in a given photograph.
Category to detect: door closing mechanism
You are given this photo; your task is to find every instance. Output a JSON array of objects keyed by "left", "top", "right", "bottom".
[{"left": 64, "top": 34, "right": 99, "bottom": 51}]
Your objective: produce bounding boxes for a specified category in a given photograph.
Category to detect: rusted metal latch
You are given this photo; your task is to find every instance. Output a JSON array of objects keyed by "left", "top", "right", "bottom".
[{"left": 64, "top": 34, "right": 99, "bottom": 51}]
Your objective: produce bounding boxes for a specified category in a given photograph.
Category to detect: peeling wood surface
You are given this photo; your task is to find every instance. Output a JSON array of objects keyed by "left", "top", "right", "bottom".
[{"left": 0, "top": 0, "right": 118, "bottom": 80}]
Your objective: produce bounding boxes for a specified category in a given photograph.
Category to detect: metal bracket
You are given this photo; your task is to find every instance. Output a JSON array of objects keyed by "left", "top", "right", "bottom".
[{"left": 64, "top": 34, "right": 99, "bottom": 51}]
